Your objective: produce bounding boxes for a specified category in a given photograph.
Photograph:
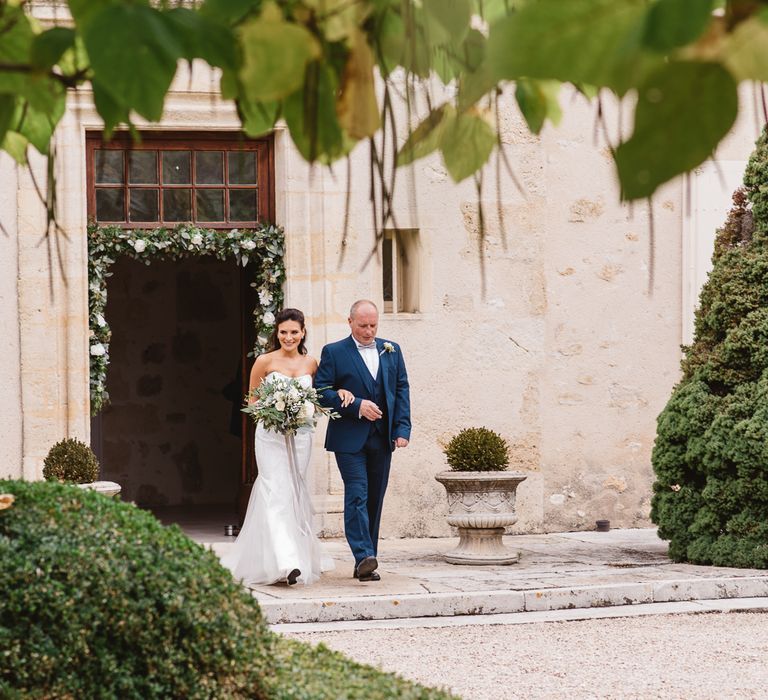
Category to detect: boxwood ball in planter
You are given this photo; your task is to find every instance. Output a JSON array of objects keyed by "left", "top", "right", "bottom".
[
  {"left": 435, "top": 428, "right": 527, "bottom": 565},
  {"left": 42, "top": 437, "right": 121, "bottom": 498},
  {"left": 0, "top": 479, "right": 458, "bottom": 699},
  {"left": 42, "top": 437, "right": 99, "bottom": 484}
]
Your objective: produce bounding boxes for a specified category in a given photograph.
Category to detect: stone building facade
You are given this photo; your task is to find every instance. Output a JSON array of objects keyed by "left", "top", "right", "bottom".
[{"left": 0, "top": 55, "right": 761, "bottom": 536}]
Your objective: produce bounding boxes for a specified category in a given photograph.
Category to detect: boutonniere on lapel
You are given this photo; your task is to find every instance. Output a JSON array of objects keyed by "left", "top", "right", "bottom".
[{"left": 380, "top": 342, "right": 395, "bottom": 356}]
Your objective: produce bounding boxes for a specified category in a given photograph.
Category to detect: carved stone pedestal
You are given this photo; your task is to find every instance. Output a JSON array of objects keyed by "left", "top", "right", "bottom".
[{"left": 434, "top": 471, "right": 527, "bottom": 565}]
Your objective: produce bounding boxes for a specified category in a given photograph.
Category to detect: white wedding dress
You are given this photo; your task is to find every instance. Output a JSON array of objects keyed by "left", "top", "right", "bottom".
[{"left": 221, "top": 372, "right": 334, "bottom": 586}]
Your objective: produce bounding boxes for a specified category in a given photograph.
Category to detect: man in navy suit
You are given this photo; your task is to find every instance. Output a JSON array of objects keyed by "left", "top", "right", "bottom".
[{"left": 315, "top": 300, "right": 411, "bottom": 582}]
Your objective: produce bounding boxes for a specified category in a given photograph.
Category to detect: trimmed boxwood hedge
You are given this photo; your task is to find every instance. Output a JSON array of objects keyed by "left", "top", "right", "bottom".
[
  {"left": 650, "top": 130, "right": 768, "bottom": 568},
  {"left": 0, "top": 480, "right": 457, "bottom": 699}
]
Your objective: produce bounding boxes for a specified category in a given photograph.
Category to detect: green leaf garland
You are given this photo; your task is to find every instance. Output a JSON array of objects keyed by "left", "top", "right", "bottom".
[{"left": 88, "top": 223, "right": 285, "bottom": 415}]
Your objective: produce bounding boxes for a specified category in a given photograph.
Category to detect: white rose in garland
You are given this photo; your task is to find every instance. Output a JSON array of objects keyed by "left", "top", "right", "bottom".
[
  {"left": 242, "top": 240, "right": 257, "bottom": 251},
  {"left": 90, "top": 343, "right": 106, "bottom": 357},
  {"left": 263, "top": 311, "right": 276, "bottom": 325},
  {"left": 133, "top": 239, "right": 147, "bottom": 253},
  {"left": 190, "top": 233, "right": 204, "bottom": 246}
]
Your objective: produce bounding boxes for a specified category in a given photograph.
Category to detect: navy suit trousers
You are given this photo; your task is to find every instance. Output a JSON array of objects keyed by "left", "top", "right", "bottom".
[{"left": 334, "top": 428, "right": 392, "bottom": 565}]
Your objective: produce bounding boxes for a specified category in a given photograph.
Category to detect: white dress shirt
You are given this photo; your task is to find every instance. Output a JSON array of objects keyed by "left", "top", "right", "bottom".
[{"left": 356, "top": 341, "right": 379, "bottom": 379}]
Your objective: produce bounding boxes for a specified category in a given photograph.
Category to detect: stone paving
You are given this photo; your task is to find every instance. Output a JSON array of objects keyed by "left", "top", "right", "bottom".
[{"left": 202, "top": 528, "right": 768, "bottom": 625}]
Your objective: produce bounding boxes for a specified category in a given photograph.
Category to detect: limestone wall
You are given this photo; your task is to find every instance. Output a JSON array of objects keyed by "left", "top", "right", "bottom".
[
  {"left": 0, "top": 154, "right": 23, "bottom": 478},
  {"left": 285, "top": 85, "right": 763, "bottom": 538}
]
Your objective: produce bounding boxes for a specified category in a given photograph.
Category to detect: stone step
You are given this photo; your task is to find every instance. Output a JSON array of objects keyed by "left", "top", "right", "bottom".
[{"left": 253, "top": 575, "right": 768, "bottom": 624}]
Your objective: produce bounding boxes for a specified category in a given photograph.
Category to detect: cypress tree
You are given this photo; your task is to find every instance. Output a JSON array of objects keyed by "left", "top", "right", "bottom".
[{"left": 651, "top": 130, "right": 768, "bottom": 567}]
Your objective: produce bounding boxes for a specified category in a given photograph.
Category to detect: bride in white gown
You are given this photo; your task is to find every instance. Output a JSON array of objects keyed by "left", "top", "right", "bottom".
[{"left": 221, "top": 308, "right": 335, "bottom": 586}]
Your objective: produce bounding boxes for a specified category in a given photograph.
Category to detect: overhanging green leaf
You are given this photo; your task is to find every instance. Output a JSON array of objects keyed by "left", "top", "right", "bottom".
[
  {"left": 58, "top": 36, "right": 90, "bottom": 80},
  {"left": 67, "top": 0, "right": 122, "bottom": 28},
  {"left": 474, "top": 0, "right": 523, "bottom": 25},
  {"left": 0, "top": 6, "right": 35, "bottom": 95},
  {"left": 515, "top": 79, "right": 562, "bottom": 135},
  {"left": 458, "top": 61, "right": 495, "bottom": 112},
  {"left": 723, "top": 11, "right": 768, "bottom": 82},
  {"left": 423, "top": 0, "right": 471, "bottom": 45},
  {"left": 30, "top": 27, "right": 76, "bottom": 70},
  {"left": 459, "top": 28, "right": 486, "bottom": 74},
  {"left": 440, "top": 110, "right": 496, "bottom": 183},
  {"left": 284, "top": 62, "right": 347, "bottom": 163},
  {"left": 238, "top": 6, "right": 321, "bottom": 103},
  {"left": 615, "top": 61, "right": 738, "bottom": 200},
  {"left": 0, "top": 95, "right": 16, "bottom": 146},
  {"left": 2, "top": 130, "right": 28, "bottom": 165},
  {"left": 84, "top": 5, "right": 183, "bottom": 122},
  {"left": 643, "top": 0, "right": 715, "bottom": 52},
  {"left": 305, "top": 0, "right": 372, "bottom": 43},
  {"left": 238, "top": 98, "right": 279, "bottom": 138},
  {"left": 162, "top": 8, "right": 237, "bottom": 70},
  {"left": 397, "top": 104, "right": 454, "bottom": 167},
  {"left": 487, "top": 0, "right": 656, "bottom": 94},
  {"left": 336, "top": 29, "right": 380, "bottom": 140},
  {"left": 373, "top": 7, "right": 405, "bottom": 77},
  {"left": 400, "top": 7, "right": 432, "bottom": 78},
  {"left": 92, "top": 79, "right": 130, "bottom": 138},
  {"left": 199, "top": 0, "right": 259, "bottom": 25},
  {"left": 13, "top": 95, "right": 66, "bottom": 154}
]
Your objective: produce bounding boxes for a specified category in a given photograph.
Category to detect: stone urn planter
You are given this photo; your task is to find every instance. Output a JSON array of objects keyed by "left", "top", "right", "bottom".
[
  {"left": 435, "top": 470, "right": 527, "bottom": 565},
  {"left": 435, "top": 427, "right": 527, "bottom": 565},
  {"left": 77, "top": 481, "right": 122, "bottom": 498}
]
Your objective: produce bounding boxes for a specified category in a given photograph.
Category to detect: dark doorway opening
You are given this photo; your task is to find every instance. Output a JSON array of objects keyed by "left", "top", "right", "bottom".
[{"left": 95, "top": 255, "right": 250, "bottom": 533}]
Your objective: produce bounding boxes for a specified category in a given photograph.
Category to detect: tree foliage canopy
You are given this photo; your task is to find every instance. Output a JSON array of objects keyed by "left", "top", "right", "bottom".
[{"left": 1, "top": 0, "right": 767, "bottom": 203}]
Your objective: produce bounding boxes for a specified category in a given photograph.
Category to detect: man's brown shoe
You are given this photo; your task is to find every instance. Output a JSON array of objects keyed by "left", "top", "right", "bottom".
[{"left": 355, "top": 556, "right": 378, "bottom": 578}]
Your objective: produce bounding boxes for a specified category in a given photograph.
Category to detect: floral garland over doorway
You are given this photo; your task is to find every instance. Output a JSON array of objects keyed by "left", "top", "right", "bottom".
[{"left": 87, "top": 223, "right": 285, "bottom": 415}]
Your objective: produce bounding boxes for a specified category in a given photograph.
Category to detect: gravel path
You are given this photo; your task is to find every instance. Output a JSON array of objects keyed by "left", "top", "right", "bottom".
[{"left": 287, "top": 611, "right": 768, "bottom": 699}]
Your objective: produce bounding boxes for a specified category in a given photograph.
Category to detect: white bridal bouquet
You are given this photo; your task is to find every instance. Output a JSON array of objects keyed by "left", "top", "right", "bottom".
[{"left": 242, "top": 377, "right": 338, "bottom": 435}]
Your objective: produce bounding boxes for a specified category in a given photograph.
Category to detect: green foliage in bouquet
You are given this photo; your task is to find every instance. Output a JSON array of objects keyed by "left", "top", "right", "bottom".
[
  {"left": 243, "top": 376, "right": 338, "bottom": 436},
  {"left": 0, "top": 480, "right": 457, "bottom": 700},
  {"left": 651, "top": 128, "right": 768, "bottom": 568},
  {"left": 42, "top": 437, "right": 99, "bottom": 484},
  {"left": 444, "top": 427, "right": 510, "bottom": 472}
]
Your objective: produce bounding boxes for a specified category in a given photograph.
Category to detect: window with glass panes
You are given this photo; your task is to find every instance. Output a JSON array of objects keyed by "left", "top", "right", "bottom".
[{"left": 86, "top": 134, "right": 273, "bottom": 227}]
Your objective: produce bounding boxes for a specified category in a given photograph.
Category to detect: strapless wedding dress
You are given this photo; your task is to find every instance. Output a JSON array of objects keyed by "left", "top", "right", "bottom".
[{"left": 221, "top": 372, "right": 334, "bottom": 585}]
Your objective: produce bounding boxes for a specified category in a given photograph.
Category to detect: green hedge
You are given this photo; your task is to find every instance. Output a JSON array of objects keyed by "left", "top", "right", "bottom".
[
  {"left": 0, "top": 480, "right": 457, "bottom": 699},
  {"left": 650, "top": 130, "right": 768, "bottom": 568}
]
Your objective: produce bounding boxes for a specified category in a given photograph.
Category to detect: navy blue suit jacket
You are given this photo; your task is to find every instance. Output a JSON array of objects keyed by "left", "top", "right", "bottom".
[{"left": 315, "top": 335, "right": 411, "bottom": 453}]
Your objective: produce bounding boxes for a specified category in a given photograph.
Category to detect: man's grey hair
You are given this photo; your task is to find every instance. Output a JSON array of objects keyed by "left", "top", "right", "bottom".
[{"left": 349, "top": 299, "right": 379, "bottom": 319}]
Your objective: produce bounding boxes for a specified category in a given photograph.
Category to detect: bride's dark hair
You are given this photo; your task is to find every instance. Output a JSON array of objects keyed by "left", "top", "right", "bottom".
[{"left": 267, "top": 308, "right": 308, "bottom": 355}]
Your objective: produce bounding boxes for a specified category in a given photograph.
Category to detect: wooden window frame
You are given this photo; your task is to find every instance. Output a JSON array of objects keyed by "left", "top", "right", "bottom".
[
  {"left": 381, "top": 228, "right": 421, "bottom": 314},
  {"left": 86, "top": 131, "right": 275, "bottom": 228}
]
